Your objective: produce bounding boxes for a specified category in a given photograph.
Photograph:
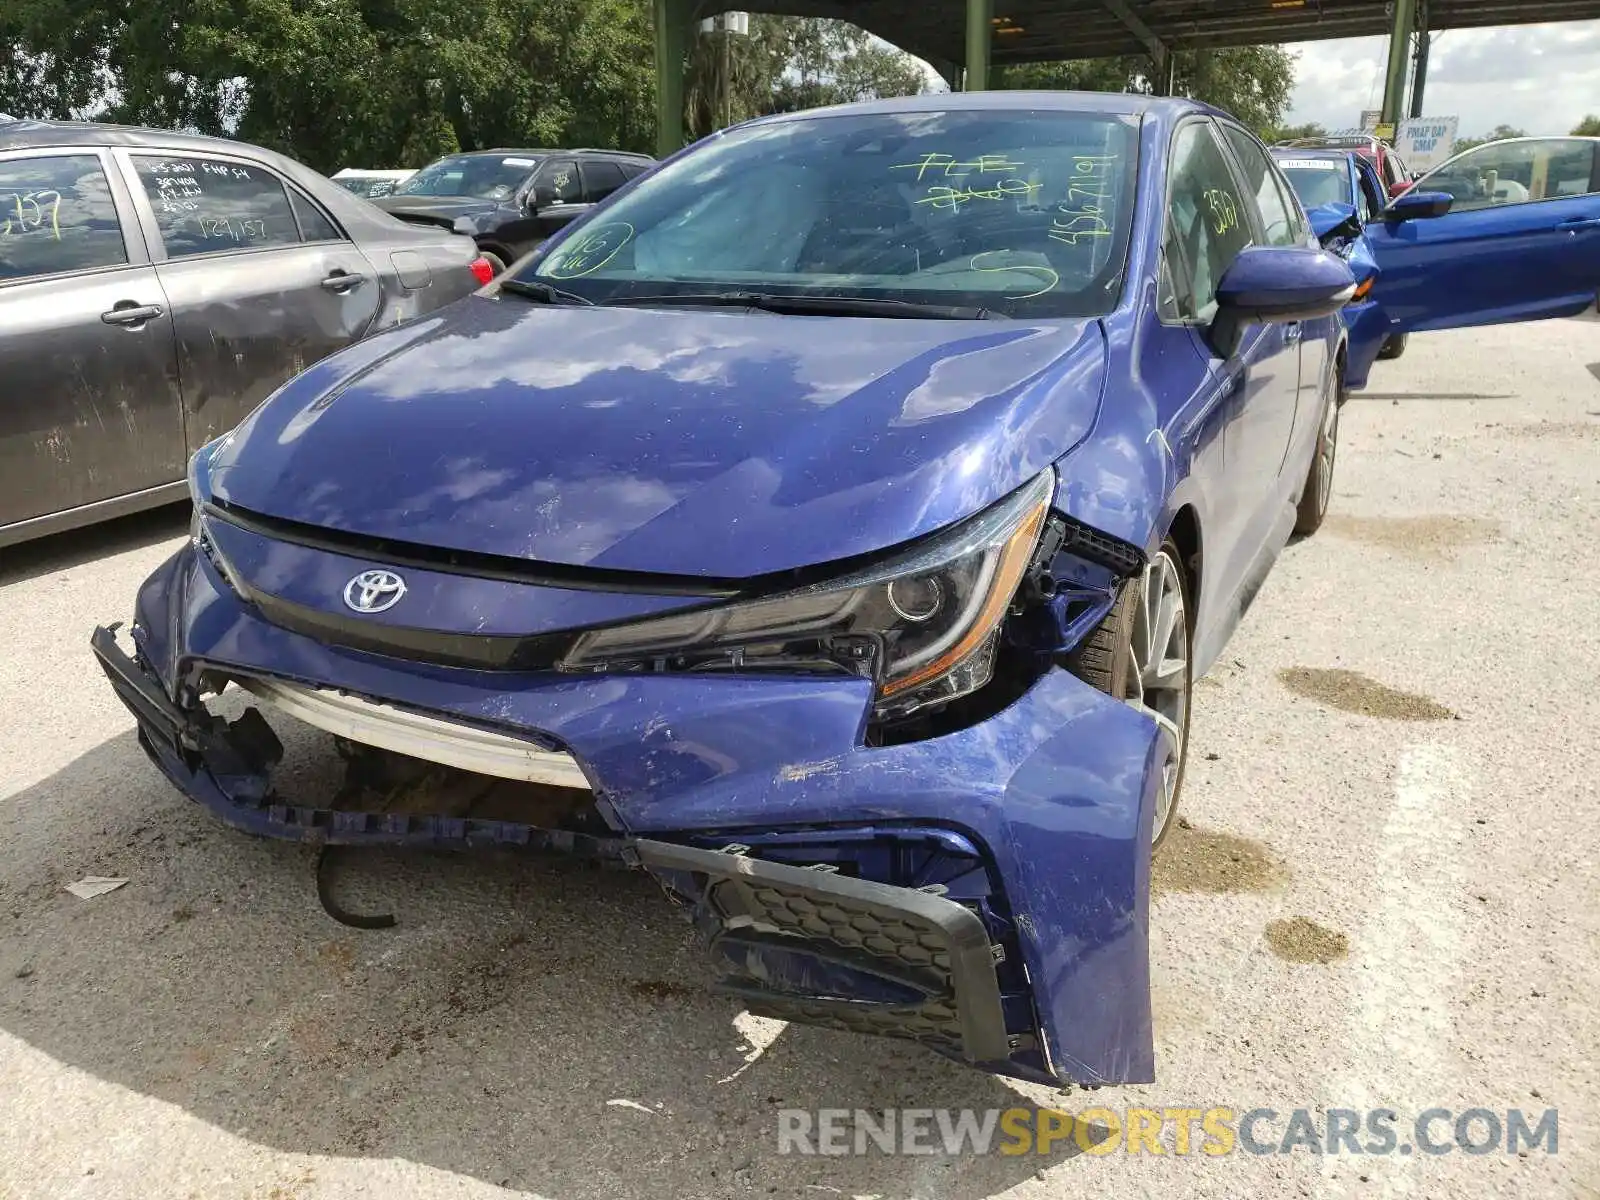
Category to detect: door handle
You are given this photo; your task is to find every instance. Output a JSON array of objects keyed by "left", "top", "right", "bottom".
[
  {"left": 101, "top": 302, "right": 163, "bottom": 327},
  {"left": 320, "top": 270, "right": 363, "bottom": 293},
  {"left": 1556, "top": 216, "right": 1600, "bottom": 232}
]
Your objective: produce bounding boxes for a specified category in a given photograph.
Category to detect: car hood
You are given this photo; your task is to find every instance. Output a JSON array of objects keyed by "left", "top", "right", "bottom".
[
  {"left": 208, "top": 297, "right": 1108, "bottom": 579},
  {"left": 373, "top": 196, "right": 502, "bottom": 223}
]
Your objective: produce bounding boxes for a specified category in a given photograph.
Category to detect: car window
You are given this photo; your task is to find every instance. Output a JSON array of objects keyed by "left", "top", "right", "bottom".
[
  {"left": 1277, "top": 158, "right": 1351, "bottom": 213},
  {"left": 1220, "top": 125, "right": 1297, "bottom": 246},
  {"left": 132, "top": 155, "right": 301, "bottom": 258},
  {"left": 0, "top": 154, "right": 128, "bottom": 283},
  {"left": 1164, "top": 121, "right": 1254, "bottom": 321},
  {"left": 581, "top": 160, "right": 627, "bottom": 203},
  {"left": 289, "top": 187, "right": 343, "bottom": 242},
  {"left": 620, "top": 162, "right": 650, "bottom": 180},
  {"left": 524, "top": 109, "right": 1140, "bottom": 320},
  {"left": 1416, "top": 138, "right": 1598, "bottom": 210},
  {"left": 536, "top": 159, "right": 581, "bottom": 205}
]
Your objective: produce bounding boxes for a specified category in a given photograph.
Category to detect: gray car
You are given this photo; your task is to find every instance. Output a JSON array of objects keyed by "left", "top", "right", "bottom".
[{"left": 0, "top": 120, "right": 487, "bottom": 549}]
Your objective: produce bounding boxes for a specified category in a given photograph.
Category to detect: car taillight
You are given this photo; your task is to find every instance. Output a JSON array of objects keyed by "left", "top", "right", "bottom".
[{"left": 469, "top": 257, "right": 496, "bottom": 285}]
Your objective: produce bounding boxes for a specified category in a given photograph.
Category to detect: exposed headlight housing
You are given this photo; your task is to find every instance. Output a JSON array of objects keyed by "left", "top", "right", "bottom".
[{"left": 559, "top": 472, "right": 1055, "bottom": 720}]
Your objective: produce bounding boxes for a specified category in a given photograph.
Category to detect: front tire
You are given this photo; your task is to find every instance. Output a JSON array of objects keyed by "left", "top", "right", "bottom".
[
  {"left": 1066, "top": 539, "right": 1192, "bottom": 852},
  {"left": 1294, "top": 367, "right": 1340, "bottom": 536},
  {"left": 1377, "top": 333, "right": 1408, "bottom": 360}
]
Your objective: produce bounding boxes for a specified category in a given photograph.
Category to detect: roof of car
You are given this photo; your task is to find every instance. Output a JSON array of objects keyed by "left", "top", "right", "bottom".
[
  {"left": 443, "top": 147, "right": 654, "bottom": 161},
  {"left": 1270, "top": 147, "right": 1353, "bottom": 161},
  {"left": 738, "top": 90, "right": 1226, "bottom": 127},
  {"left": 0, "top": 118, "right": 288, "bottom": 156},
  {"left": 0, "top": 122, "right": 656, "bottom": 162}
]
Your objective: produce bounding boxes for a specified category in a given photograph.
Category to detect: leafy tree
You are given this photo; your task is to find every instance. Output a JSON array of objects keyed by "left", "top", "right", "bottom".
[
  {"left": 1452, "top": 124, "right": 1527, "bottom": 156},
  {"left": 685, "top": 16, "right": 927, "bottom": 139},
  {"left": 994, "top": 46, "right": 1296, "bottom": 138},
  {"left": 3, "top": 0, "right": 922, "bottom": 170},
  {"left": 1263, "top": 121, "right": 1327, "bottom": 144},
  {"left": 1573, "top": 114, "right": 1600, "bottom": 136}
]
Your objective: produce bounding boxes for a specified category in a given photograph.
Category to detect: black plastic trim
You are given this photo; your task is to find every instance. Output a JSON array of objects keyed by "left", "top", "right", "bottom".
[{"left": 634, "top": 838, "right": 1011, "bottom": 1064}]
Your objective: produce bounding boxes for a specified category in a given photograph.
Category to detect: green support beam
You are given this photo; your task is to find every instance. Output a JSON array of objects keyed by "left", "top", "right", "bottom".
[
  {"left": 964, "top": 0, "right": 992, "bottom": 90},
  {"left": 655, "top": 0, "right": 691, "bottom": 157},
  {"left": 1379, "top": 0, "right": 1417, "bottom": 131}
]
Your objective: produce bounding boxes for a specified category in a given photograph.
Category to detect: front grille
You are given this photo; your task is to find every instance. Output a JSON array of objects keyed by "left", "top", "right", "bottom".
[{"left": 246, "top": 587, "right": 574, "bottom": 671}]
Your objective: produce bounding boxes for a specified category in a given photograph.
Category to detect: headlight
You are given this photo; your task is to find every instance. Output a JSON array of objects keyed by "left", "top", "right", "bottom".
[
  {"left": 558, "top": 472, "right": 1054, "bottom": 719},
  {"left": 187, "top": 436, "right": 243, "bottom": 594}
]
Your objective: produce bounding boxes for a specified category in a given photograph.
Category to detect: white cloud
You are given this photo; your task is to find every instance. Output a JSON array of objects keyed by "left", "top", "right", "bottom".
[{"left": 1285, "top": 19, "right": 1600, "bottom": 138}]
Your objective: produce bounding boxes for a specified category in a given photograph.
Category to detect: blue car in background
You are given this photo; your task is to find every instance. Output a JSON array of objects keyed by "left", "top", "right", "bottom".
[
  {"left": 1272, "top": 145, "right": 1404, "bottom": 386},
  {"left": 91, "top": 95, "right": 1600, "bottom": 1087},
  {"left": 1277, "top": 135, "right": 1600, "bottom": 394}
]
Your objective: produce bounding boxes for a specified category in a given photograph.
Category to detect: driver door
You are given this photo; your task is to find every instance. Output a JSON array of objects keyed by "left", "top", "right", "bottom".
[{"left": 1365, "top": 137, "right": 1600, "bottom": 332}]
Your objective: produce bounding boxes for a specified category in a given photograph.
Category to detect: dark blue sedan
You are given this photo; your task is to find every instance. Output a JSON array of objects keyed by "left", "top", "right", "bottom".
[{"left": 92, "top": 94, "right": 1598, "bottom": 1088}]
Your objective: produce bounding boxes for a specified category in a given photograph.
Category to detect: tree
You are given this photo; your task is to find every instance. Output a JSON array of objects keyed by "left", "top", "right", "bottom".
[
  {"left": 1452, "top": 124, "right": 1527, "bottom": 156},
  {"left": 1573, "top": 114, "right": 1600, "bottom": 136},
  {"left": 685, "top": 17, "right": 927, "bottom": 140},
  {"left": 993, "top": 46, "right": 1296, "bottom": 139},
  {"left": 1263, "top": 121, "right": 1327, "bottom": 144}
]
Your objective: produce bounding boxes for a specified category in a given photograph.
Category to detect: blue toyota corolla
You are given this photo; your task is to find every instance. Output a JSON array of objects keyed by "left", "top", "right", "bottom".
[{"left": 92, "top": 94, "right": 1600, "bottom": 1088}]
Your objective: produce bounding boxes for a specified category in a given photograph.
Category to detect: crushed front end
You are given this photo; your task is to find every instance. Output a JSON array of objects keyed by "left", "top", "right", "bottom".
[{"left": 94, "top": 467, "right": 1167, "bottom": 1088}]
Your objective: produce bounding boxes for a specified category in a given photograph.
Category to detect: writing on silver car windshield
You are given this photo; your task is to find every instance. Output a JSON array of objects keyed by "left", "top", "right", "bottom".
[{"left": 522, "top": 110, "right": 1139, "bottom": 319}]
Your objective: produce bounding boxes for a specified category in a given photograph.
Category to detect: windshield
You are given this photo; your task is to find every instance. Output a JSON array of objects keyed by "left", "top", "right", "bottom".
[
  {"left": 517, "top": 109, "right": 1139, "bottom": 318},
  {"left": 1276, "top": 159, "right": 1351, "bottom": 210},
  {"left": 393, "top": 154, "right": 540, "bottom": 201}
]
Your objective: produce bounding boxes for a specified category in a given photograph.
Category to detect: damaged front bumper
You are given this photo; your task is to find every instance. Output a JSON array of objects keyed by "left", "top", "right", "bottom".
[{"left": 93, "top": 539, "right": 1166, "bottom": 1087}]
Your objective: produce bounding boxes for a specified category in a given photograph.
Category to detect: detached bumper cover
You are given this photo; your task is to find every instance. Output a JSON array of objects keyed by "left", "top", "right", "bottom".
[{"left": 94, "top": 541, "right": 1166, "bottom": 1086}]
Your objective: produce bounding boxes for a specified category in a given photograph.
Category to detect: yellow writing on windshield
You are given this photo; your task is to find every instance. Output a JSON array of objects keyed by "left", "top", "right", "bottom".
[
  {"left": 890, "top": 153, "right": 1027, "bottom": 181},
  {"left": 1, "top": 191, "right": 63, "bottom": 240},
  {"left": 546, "top": 221, "right": 634, "bottom": 279},
  {"left": 969, "top": 251, "right": 1060, "bottom": 299},
  {"left": 917, "top": 178, "right": 1043, "bottom": 210},
  {"left": 1048, "top": 154, "right": 1118, "bottom": 246}
]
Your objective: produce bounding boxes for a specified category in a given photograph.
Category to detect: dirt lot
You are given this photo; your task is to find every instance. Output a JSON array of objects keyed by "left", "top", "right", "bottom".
[{"left": 2, "top": 313, "right": 1596, "bottom": 1199}]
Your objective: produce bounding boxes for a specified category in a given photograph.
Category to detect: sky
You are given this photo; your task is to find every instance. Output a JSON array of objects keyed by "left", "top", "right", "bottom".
[{"left": 1284, "top": 19, "right": 1600, "bottom": 137}]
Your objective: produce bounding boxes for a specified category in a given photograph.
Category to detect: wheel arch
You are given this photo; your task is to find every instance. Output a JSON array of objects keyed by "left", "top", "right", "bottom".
[{"left": 1166, "top": 504, "right": 1202, "bottom": 615}]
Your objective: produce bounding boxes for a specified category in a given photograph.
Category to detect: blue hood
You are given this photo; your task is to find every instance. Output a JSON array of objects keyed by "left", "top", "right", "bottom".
[{"left": 209, "top": 295, "right": 1107, "bottom": 578}]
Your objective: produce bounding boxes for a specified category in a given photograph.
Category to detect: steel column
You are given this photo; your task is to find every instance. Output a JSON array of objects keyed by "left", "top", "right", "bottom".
[
  {"left": 655, "top": 0, "right": 691, "bottom": 156},
  {"left": 1410, "top": 28, "right": 1432, "bottom": 118},
  {"left": 1379, "top": 0, "right": 1417, "bottom": 130},
  {"left": 964, "top": 0, "right": 992, "bottom": 91}
]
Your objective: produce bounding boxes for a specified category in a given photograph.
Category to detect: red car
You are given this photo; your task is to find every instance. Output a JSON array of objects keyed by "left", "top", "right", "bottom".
[{"left": 1280, "top": 134, "right": 1415, "bottom": 198}]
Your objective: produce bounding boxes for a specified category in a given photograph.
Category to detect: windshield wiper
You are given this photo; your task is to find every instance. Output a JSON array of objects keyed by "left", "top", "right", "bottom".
[
  {"left": 496, "top": 278, "right": 593, "bottom": 306},
  {"left": 605, "top": 291, "right": 999, "bottom": 320}
]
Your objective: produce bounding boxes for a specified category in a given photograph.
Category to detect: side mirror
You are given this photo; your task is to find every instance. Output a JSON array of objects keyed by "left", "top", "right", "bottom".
[
  {"left": 1207, "top": 245, "right": 1356, "bottom": 359},
  {"left": 1384, "top": 190, "right": 1454, "bottom": 221},
  {"left": 1307, "top": 201, "right": 1361, "bottom": 246}
]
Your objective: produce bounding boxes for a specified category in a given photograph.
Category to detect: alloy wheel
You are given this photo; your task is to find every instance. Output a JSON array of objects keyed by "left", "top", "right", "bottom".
[
  {"left": 1316, "top": 394, "right": 1339, "bottom": 516},
  {"left": 1121, "top": 549, "right": 1189, "bottom": 839}
]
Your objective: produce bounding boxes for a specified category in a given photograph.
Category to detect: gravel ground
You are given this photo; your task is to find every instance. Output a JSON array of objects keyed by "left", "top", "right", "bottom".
[{"left": 1, "top": 314, "right": 1597, "bottom": 1199}]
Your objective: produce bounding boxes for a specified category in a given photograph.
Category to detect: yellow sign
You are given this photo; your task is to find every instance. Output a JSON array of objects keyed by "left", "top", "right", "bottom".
[{"left": 1374, "top": 122, "right": 1396, "bottom": 140}]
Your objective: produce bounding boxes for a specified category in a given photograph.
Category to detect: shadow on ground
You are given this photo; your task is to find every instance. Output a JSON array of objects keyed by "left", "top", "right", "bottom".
[
  {"left": 0, "top": 730, "right": 1067, "bottom": 1198},
  {"left": 0, "top": 503, "right": 188, "bottom": 587}
]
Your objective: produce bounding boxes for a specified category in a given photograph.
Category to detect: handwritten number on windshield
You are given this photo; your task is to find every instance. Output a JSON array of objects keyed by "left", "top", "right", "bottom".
[
  {"left": 1049, "top": 155, "right": 1116, "bottom": 246},
  {"left": 546, "top": 222, "right": 634, "bottom": 279},
  {"left": 1, "top": 191, "right": 63, "bottom": 240}
]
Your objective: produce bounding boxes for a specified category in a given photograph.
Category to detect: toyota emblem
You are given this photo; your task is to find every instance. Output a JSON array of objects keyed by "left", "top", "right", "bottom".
[{"left": 343, "top": 569, "right": 407, "bottom": 614}]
